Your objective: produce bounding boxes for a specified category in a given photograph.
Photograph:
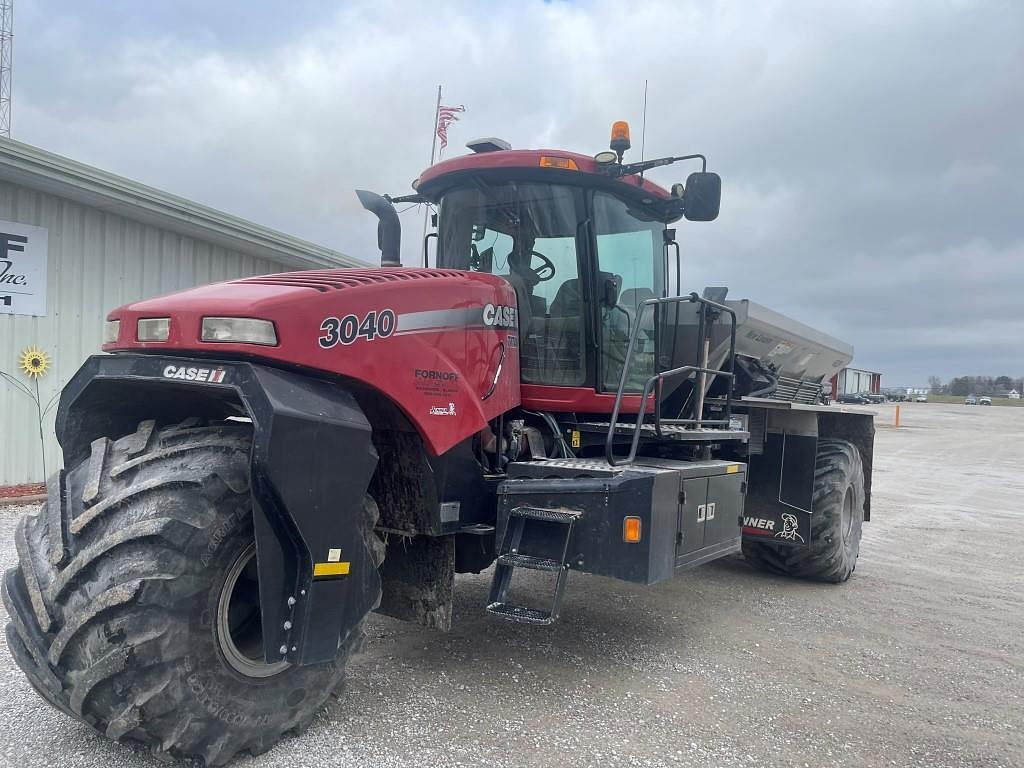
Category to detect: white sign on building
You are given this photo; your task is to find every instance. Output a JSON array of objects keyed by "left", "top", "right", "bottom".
[{"left": 0, "top": 219, "right": 48, "bottom": 316}]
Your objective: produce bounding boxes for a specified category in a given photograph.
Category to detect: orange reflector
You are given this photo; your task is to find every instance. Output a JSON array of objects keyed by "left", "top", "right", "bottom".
[
  {"left": 623, "top": 516, "right": 642, "bottom": 543},
  {"left": 539, "top": 155, "right": 578, "bottom": 170}
]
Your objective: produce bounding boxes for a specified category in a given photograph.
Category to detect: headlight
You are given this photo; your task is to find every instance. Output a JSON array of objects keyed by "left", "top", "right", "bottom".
[
  {"left": 201, "top": 317, "right": 277, "bottom": 346},
  {"left": 103, "top": 319, "right": 120, "bottom": 344},
  {"left": 137, "top": 317, "right": 171, "bottom": 342}
]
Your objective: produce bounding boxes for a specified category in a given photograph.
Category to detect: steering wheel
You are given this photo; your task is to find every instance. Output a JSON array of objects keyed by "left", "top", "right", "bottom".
[{"left": 530, "top": 250, "right": 555, "bottom": 282}]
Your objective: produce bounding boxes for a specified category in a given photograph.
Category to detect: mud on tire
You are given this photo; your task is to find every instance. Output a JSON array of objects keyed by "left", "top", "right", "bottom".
[
  {"left": 2, "top": 419, "right": 385, "bottom": 765},
  {"left": 742, "top": 438, "right": 864, "bottom": 583}
]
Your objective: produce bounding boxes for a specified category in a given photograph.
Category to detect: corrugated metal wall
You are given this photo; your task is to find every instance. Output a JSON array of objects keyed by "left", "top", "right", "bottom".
[
  {"left": 0, "top": 180, "right": 294, "bottom": 485},
  {"left": 837, "top": 368, "right": 879, "bottom": 396}
]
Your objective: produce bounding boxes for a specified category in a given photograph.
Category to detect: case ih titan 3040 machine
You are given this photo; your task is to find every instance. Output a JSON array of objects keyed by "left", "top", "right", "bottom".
[{"left": 4, "top": 123, "right": 874, "bottom": 764}]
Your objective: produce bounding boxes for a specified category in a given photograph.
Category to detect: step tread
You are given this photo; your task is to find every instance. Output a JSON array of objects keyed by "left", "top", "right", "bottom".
[
  {"left": 497, "top": 553, "right": 564, "bottom": 572},
  {"left": 486, "top": 602, "right": 554, "bottom": 625},
  {"left": 511, "top": 506, "right": 582, "bottom": 524}
]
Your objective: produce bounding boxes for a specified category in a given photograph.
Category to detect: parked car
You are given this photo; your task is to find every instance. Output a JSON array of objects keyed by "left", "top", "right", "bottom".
[
  {"left": 979, "top": 396, "right": 992, "bottom": 406},
  {"left": 838, "top": 392, "right": 871, "bottom": 404},
  {"left": 865, "top": 393, "right": 886, "bottom": 404},
  {"left": 915, "top": 394, "right": 928, "bottom": 402},
  {"left": 965, "top": 395, "right": 978, "bottom": 405}
]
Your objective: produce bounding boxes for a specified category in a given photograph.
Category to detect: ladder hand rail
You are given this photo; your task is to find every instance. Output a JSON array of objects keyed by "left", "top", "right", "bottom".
[
  {"left": 605, "top": 293, "right": 739, "bottom": 467},
  {"left": 689, "top": 295, "right": 739, "bottom": 427},
  {"left": 605, "top": 294, "right": 693, "bottom": 467},
  {"left": 606, "top": 364, "right": 735, "bottom": 466}
]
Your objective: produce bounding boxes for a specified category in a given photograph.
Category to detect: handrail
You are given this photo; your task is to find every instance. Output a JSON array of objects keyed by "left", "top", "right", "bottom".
[
  {"left": 683, "top": 293, "right": 737, "bottom": 431},
  {"left": 481, "top": 342, "right": 506, "bottom": 401},
  {"left": 606, "top": 365, "right": 735, "bottom": 466},
  {"left": 604, "top": 292, "right": 739, "bottom": 466}
]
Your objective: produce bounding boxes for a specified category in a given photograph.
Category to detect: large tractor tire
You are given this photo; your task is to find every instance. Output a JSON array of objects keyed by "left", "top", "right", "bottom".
[
  {"left": 2, "top": 419, "right": 384, "bottom": 765},
  {"left": 742, "top": 438, "right": 864, "bottom": 583}
]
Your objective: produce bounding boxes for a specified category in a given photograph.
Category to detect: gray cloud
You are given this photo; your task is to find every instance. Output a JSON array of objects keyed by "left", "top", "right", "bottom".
[{"left": 13, "top": 0, "right": 1024, "bottom": 385}]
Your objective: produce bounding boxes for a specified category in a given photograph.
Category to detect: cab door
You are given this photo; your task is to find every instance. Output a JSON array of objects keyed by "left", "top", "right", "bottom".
[{"left": 590, "top": 191, "right": 665, "bottom": 393}]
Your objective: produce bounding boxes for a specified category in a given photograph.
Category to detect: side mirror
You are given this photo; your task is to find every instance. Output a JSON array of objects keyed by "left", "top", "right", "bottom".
[{"left": 682, "top": 172, "right": 721, "bottom": 222}]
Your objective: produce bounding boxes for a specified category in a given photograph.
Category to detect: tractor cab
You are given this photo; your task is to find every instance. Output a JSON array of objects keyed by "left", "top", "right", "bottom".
[
  {"left": 401, "top": 123, "right": 722, "bottom": 404},
  {"left": 432, "top": 172, "right": 663, "bottom": 391}
]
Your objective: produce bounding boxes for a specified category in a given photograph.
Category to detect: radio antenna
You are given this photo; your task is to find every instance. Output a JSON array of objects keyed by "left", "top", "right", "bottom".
[{"left": 640, "top": 79, "right": 648, "bottom": 179}]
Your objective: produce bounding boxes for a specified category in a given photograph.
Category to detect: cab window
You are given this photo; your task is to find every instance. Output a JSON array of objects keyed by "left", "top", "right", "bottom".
[
  {"left": 437, "top": 183, "right": 588, "bottom": 386},
  {"left": 593, "top": 192, "right": 664, "bottom": 391}
]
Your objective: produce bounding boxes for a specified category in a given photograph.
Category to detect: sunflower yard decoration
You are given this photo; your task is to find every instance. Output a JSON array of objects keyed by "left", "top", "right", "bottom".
[
  {"left": 1, "top": 346, "right": 56, "bottom": 478},
  {"left": 19, "top": 346, "right": 51, "bottom": 378}
]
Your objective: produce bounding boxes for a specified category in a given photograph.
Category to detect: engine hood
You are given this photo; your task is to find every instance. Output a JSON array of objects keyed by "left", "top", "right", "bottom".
[
  {"left": 103, "top": 267, "right": 522, "bottom": 455},
  {"left": 106, "top": 267, "right": 509, "bottom": 349}
]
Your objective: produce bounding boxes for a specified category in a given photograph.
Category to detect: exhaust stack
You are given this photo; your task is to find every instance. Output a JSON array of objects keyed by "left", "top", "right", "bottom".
[{"left": 356, "top": 190, "right": 402, "bottom": 267}]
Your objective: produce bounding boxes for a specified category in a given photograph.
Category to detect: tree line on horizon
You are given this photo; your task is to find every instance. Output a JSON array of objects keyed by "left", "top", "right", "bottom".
[{"left": 927, "top": 375, "right": 1023, "bottom": 397}]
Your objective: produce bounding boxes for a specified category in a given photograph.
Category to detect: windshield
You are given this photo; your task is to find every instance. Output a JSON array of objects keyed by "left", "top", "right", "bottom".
[
  {"left": 438, "top": 182, "right": 588, "bottom": 386},
  {"left": 437, "top": 180, "right": 665, "bottom": 391}
]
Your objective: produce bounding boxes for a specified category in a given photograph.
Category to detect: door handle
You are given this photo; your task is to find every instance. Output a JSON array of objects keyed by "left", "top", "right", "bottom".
[
  {"left": 481, "top": 342, "right": 506, "bottom": 401},
  {"left": 707, "top": 502, "right": 716, "bottom": 521},
  {"left": 697, "top": 504, "right": 706, "bottom": 522}
]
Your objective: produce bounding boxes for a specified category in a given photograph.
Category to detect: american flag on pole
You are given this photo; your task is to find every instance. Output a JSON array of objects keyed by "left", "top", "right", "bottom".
[{"left": 436, "top": 104, "right": 465, "bottom": 151}]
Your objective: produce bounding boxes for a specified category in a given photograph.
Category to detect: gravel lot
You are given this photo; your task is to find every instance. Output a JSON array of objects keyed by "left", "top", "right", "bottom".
[{"left": 1, "top": 402, "right": 1021, "bottom": 767}]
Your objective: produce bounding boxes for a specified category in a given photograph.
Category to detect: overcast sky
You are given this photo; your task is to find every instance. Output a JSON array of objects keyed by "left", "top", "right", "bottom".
[{"left": 12, "top": 0, "right": 1024, "bottom": 385}]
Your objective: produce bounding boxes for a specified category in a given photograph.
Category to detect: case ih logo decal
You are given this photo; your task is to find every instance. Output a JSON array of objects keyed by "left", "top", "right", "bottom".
[
  {"left": 162, "top": 365, "right": 227, "bottom": 383},
  {"left": 319, "top": 309, "right": 397, "bottom": 348},
  {"left": 482, "top": 303, "right": 517, "bottom": 328}
]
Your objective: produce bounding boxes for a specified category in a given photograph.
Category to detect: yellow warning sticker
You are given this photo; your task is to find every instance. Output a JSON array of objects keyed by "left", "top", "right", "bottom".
[
  {"left": 571, "top": 430, "right": 581, "bottom": 448},
  {"left": 313, "top": 561, "right": 351, "bottom": 577}
]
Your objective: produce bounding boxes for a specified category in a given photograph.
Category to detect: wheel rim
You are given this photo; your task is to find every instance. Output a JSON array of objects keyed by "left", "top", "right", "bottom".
[
  {"left": 216, "top": 543, "right": 289, "bottom": 679},
  {"left": 841, "top": 486, "right": 855, "bottom": 543}
]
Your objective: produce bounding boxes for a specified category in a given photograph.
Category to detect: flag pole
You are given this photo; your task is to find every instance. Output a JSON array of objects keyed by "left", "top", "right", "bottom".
[
  {"left": 422, "top": 84, "right": 442, "bottom": 266},
  {"left": 428, "top": 84, "right": 442, "bottom": 167}
]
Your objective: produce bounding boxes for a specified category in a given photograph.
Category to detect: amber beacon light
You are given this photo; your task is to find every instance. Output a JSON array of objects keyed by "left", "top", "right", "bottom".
[{"left": 610, "top": 120, "right": 631, "bottom": 161}]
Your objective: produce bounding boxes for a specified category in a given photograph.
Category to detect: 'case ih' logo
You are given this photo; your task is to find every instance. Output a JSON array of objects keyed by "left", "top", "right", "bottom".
[
  {"left": 483, "top": 303, "right": 517, "bottom": 328},
  {"left": 162, "top": 365, "right": 227, "bottom": 383}
]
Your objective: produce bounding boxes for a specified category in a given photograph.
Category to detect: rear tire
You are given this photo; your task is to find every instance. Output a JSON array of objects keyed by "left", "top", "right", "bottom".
[
  {"left": 3, "top": 419, "right": 384, "bottom": 765},
  {"left": 742, "top": 438, "right": 864, "bottom": 582}
]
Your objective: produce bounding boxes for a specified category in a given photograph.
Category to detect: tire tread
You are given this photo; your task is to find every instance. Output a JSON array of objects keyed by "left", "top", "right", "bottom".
[
  {"left": 743, "top": 438, "right": 864, "bottom": 583},
  {"left": 3, "top": 417, "right": 381, "bottom": 765}
]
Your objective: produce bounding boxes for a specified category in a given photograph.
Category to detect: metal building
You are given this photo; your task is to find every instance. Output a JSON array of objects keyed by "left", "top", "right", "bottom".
[
  {"left": 0, "top": 138, "right": 362, "bottom": 485},
  {"left": 830, "top": 366, "right": 882, "bottom": 399}
]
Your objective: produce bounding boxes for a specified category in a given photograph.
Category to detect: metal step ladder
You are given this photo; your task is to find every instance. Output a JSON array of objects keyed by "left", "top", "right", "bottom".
[{"left": 486, "top": 505, "right": 581, "bottom": 625}]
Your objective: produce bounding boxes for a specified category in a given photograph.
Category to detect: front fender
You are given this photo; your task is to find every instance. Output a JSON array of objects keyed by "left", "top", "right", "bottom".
[{"left": 56, "top": 353, "right": 378, "bottom": 666}]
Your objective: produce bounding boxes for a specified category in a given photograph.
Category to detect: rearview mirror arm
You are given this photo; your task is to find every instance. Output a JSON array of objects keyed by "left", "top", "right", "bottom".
[{"left": 611, "top": 153, "right": 707, "bottom": 178}]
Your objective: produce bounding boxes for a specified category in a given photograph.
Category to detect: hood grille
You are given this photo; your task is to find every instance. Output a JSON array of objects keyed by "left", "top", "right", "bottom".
[{"left": 233, "top": 267, "right": 465, "bottom": 293}]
